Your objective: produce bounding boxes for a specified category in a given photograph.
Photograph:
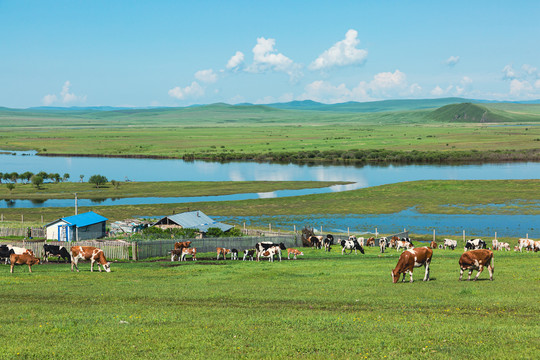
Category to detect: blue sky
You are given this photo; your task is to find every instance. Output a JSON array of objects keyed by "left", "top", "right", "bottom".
[{"left": 1, "top": 0, "right": 539, "bottom": 108}]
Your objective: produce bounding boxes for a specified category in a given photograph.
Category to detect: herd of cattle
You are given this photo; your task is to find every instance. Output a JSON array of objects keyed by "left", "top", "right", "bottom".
[{"left": 1, "top": 235, "right": 538, "bottom": 282}]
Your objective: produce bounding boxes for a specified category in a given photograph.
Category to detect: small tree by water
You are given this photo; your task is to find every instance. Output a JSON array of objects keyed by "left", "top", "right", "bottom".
[
  {"left": 31, "top": 175, "right": 43, "bottom": 189},
  {"left": 89, "top": 174, "right": 108, "bottom": 188}
]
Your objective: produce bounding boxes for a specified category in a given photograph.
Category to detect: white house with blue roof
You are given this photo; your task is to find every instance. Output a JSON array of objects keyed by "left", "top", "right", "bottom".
[
  {"left": 153, "top": 210, "right": 233, "bottom": 236},
  {"left": 46, "top": 211, "right": 108, "bottom": 241}
]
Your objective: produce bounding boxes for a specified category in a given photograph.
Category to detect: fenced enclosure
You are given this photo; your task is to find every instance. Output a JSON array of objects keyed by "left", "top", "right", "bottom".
[{"left": 135, "top": 235, "right": 299, "bottom": 260}]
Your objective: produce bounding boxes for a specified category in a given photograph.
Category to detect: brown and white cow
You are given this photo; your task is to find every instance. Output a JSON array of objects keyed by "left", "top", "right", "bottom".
[
  {"left": 458, "top": 249, "right": 494, "bottom": 281},
  {"left": 259, "top": 246, "right": 281, "bottom": 262},
  {"left": 396, "top": 240, "right": 413, "bottom": 251},
  {"left": 170, "top": 249, "right": 183, "bottom": 261},
  {"left": 497, "top": 242, "right": 510, "bottom": 251},
  {"left": 391, "top": 247, "right": 433, "bottom": 283},
  {"left": 430, "top": 241, "right": 437, "bottom": 249},
  {"left": 174, "top": 241, "right": 192, "bottom": 250},
  {"left": 7, "top": 245, "right": 35, "bottom": 256},
  {"left": 518, "top": 238, "right": 534, "bottom": 252},
  {"left": 216, "top": 247, "right": 231, "bottom": 260},
  {"left": 366, "top": 237, "right": 375, "bottom": 247},
  {"left": 287, "top": 248, "right": 304, "bottom": 260},
  {"left": 181, "top": 247, "right": 197, "bottom": 261},
  {"left": 71, "top": 246, "right": 111, "bottom": 272},
  {"left": 10, "top": 253, "right": 40, "bottom": 273},
  {"left": 534, "top": 241, "right": 540, "bottom": 252}
]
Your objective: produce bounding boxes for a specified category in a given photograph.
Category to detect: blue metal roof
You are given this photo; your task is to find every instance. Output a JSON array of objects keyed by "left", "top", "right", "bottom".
[
  {"left": 60, "top": 211, "right": 108, "bottom": 228},
  {"left": 155, "top": 210, "right": 233, "bottom": 233}
]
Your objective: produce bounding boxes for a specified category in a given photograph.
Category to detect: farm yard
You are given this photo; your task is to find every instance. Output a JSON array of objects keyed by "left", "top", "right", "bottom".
[{"left": 1, "top": 243, "right": 539, "bottom": 359}]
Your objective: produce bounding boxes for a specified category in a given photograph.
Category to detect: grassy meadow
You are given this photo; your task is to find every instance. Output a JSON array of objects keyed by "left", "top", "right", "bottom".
[{"left": 1, "top": 246, "right": 538, "bottom": 359}]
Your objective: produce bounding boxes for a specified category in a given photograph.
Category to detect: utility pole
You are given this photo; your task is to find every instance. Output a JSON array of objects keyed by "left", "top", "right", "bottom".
[{"left": 74, "top": 193, "right": 78, "bottom": 215}]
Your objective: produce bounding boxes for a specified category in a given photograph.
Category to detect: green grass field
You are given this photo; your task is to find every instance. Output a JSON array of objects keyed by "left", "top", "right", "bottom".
[{"left": 1, "top": 246, "right": 538, "bottom": 359}]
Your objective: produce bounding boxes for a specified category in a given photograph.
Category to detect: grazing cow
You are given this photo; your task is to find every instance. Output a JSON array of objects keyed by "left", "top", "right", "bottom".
[
  {"left": 43, "top": 244, "right": 71, "bottom": 263},
  {"left": 243, "top": 249, "right": 255, "bottom": 261},
  {"left": 216, "top": 247, "right": 231, "bottom": 260},
  {"left": 308, "top": 236, "right": 323, "bottom": 249},
  {"left": 492, "top": 239, "right": 499, "bottom": 251},
  {"left": 181, "top": 247, "right": 197, "bottom": 261},
  {"left": 518, "top": 238, "right": 534, "bottom": 252},
  {"left": 379, "top": 237, "right": 387, "bottom": 253},
  {"left": 287, "top": 248, "right": 304, "bottom": 260},
  {"left": 396, "top": 240, "right": 413, "bottom": 251},
  {"left": 497, "top": 242, "right": 510, "bottom": 251},
  {"left": 0, "top": 245, "right": 14, "bottom": 264},
  {"left": 174, "top": 241, "right": 192, "bottom": 250},
  {"left": 514, "top": 246, "right": 520, "bottom": 252},
  {"left": 389, "top": 236, "right": 398, "bottom": 248},
  {"left": 71, "top": 246, "right": 111, "bottom": 273},
  {"left": 465, "top": 238, "right": 486, "bottom": 251},
  {"left": 170, "top": 249, "right": 183, "bottom": 261},
  {"left": 391, "top": 247, "right": 433, "bottom": 283},
  {"left": 10, "top": 253, "right": 40, "bottom": 273},
  {"left": 7, "top": 245, "right": 34, "bottom": 256},
  {"left": 430, "top": 241, "right": 437, "bottom": 249},
  {"left": 340, "top": 238, "right": 365, "bottom": 255},
  {"left": 444, "top": 238, "right": 457, "bottom": 250},
  {"left": 259, "top": 246, "right": 281, "bottom": 262},
  {"left": 366, "top": 237, "right": 375, "bottom": 247},
  {"left": 458, "top": 249, "right": 494, "bottom": 281},
  {"left": 323, "top": 234, "right": 334, "bottom": 252},
  {"left": 255, "top": 242, "right": 286, "bottom": 261},
  {"left": 230, "top": 248, "right": 239, "bottom": 260},
  {"left": 534, "top": 241, "right": 540, "bottom": 252}
]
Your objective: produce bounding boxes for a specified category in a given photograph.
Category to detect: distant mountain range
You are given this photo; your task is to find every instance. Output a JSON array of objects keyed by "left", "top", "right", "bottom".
[{"left": 15, "top": 97, "right": 540, "bottom": 113}]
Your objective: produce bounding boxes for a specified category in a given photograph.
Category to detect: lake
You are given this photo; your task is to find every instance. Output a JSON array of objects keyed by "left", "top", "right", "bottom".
[{"left": 0, "top": 150, "right": 539, "bottom": 209}]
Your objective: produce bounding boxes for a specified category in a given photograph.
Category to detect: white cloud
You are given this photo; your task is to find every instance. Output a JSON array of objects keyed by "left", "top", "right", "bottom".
[
  {"left": 226, "top": 51, "right": 245, "bottom": 71},
  {"left": 309, "top": 29, "right": 368, "bottom": 71},
  {"left": 168, "top": 81, "right": 204, "bottom": 100},
  {"left": 300, "top": 70, "right": 413, "bottom": 103},
  {"left": 502, "top": 64, "right": 516, "bottom": 80},
  {"left": 194, "top": 69, "right": 218, "bottom": 83},
  {"left": 245, "top": 37, "right": 301, "bottom": 80},
  {"left": 430, "top": 85, "right": 454, "bottom": 96},
  {"left": 42, "top": 94, "right": 57, "bottom": 105},
  {"left": 42, "top": 81, "right": 86, "bottom": 105},
  {"left": 445, "top": 56, "right": 460, "bottom": 66},
  {"left": 509, "top": 79, "right": 533, "bottom": 96},
  {"left": 535, "top": 79, "right": 540, "bottom": 89},
  {"left": 461, "top": 76, "right": 473, "bottom": 85},
  {"left": 522, "top": 64, "right": 538, "bottom": 76}
]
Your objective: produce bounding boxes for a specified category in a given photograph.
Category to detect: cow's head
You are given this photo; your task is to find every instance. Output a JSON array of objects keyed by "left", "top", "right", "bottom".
[
  {"left": 279, "top": 243, "right": 286, "bottom": 250},
  {"left": 391, "top": 268, "right": 400, "bottom": 283},
  {"left": 103, "top": 262, "right": 111, "bottom": 272}
]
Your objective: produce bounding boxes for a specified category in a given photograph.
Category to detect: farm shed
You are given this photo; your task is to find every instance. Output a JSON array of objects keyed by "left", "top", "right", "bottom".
[
  {"left": 46, "top": 211, "right": 108, "bottom": 241},
  {"left": 153, "top": 210, "right": 233, "bottom": 236}
]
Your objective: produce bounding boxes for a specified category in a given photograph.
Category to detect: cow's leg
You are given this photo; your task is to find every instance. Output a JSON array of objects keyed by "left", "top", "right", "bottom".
[
  {"left": 423, "top": 262, "right": 430, "bottom": 281},
  {"left": 409, "top": 270, "right": 414, "bottom": 283},
  {"left": 467, "top": 269, "right": 473, "bottom": 281},
  {"left": 28, "top": 264, "right": 33, "bottom": 273},
  {"left": 459, "top": 267, "right": 464, "bottom": 281},
  {"left": 473, "top": 265, "right": 484, "bottom": 281},
  {"left": 487, "top": 264, "right": 494, "bottom": 281},
  {"left": 10, "top": 263, "right": 14, "bottom": 273},
  {"left": 90, "top": 259, "right": 94, "bottom": 272},
  {"left": 72, "top": 258, "right": 79, "bottom": 272}
]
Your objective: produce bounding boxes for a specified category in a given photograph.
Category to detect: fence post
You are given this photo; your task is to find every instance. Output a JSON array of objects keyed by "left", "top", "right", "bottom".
[
  {"left": 494, "top": 232, "right": 497, "bottom": 240},
  {"left": 375, "top": 227, "right": 378, "bottom": 237},
  {"left": 269, "top": 223, "right": 271, "bottom": 232},
  {"left": 21, "top": 214, "right": 24, "bottom": 224},
  {"left": 347, "top": 227, "right": 350, "bottom": 236},
  {"left": 463, "top": 230, "right": 465, "bottom": 244},
  {"left": 132, "top": 242, "right": 137, "bottom": 260},
  {"left": 433, "top": 229, "right": 436, "bottom": 242}
]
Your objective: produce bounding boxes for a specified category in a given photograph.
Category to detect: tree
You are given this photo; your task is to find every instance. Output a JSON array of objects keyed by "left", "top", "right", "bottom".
[
  {"left": 31, "top": 175, "right": 43, "bottom": 189},
  {"left": 20, "top": 171, "right": 34, "bottom": 183},
  {"left": 51, "top": 173, "right": 61, "bottom": 183},
  {"left": 6, "top": 183, "right": 15, "bottom": 193},
  {"left": 111, "top": 180, "right": 120, "bottom": 189},
  {"left": 89, "top": 174, "right": 108, "bottom": 188},
  {"left": 63, "top": 173, "right": 70, "bottom": 182},
  {"left": 205, "top": 227, "right": 224, "bottom": 238},
  {"left": 0, "top": 172, "right": 3, "bottom": 183},
  {"left": 80, "top": 174, "right": 84, "bottom": 182},
  {"left": 9, "top": 172, "right": 18, "bottom": 183},
  {"left": 36, "top": 171, "right": 49, "bottom": 181}
]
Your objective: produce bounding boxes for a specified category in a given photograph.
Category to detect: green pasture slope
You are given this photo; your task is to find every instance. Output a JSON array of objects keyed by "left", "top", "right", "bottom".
[{"left": 1, "top": 247, "right": 538, "bottom": 359}]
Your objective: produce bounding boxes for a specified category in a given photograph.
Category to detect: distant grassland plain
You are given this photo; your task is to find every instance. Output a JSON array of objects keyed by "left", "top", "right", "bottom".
[{"left": 0, "top": 101, "right": 539, "bottom": 161}]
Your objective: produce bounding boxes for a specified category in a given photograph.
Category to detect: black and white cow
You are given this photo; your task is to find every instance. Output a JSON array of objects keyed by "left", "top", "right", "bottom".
[
  {"left": 231, "top": 248, "right": 239, "bottom": 260},
  {"left": 243, "top": 249, "right": 255, "bottom": 261},
  {"left": 340, "top": 238, "right": 365, "bottom": 255},
  {"left": 255, "top": 242, "right": 286, "bottom": 261},
  {"left": 465, "top": 238, "right": 486, "bottom": 251},
  {"left": 43, "top": 244, "right": 71, "bottom": 263},
  {"left": 323, "top": 234, "right": 334, "bottom": 252},
  {"left": 444, "top": 238, "right": 457, "bottom": 250},
  {"left": 0, "top": 245, "right": 14, "bottom": 264}
]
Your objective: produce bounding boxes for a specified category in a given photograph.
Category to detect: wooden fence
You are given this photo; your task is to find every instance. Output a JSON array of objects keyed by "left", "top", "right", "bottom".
[{"left": 0, "top": 227, "right": 45, "bottom": 238}]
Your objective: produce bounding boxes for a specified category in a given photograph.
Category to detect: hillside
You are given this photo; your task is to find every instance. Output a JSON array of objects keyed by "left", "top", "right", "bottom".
[{"left": 431, "top": 103, "right": 513, "bottom": 122}]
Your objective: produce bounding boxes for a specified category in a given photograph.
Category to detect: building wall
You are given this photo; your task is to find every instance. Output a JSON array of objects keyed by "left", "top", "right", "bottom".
[
  {"left": 46, "top": 220, "right": 69, "bottom": 240},
  {"left": 77, "top": 222, "right": 106, "bottom": 241}
]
